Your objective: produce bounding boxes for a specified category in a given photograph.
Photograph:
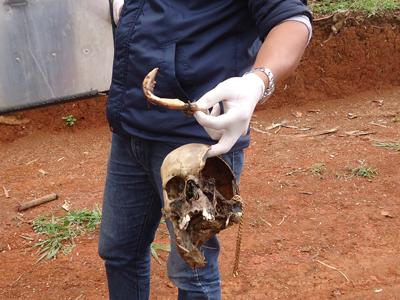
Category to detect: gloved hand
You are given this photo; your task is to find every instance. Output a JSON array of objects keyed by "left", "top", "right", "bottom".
[
  {"left": 112, "top": 0, "right": 124, "bottom": 25},
  {"left": 194, "top": 73, "right": 265, "bottom": 157}
]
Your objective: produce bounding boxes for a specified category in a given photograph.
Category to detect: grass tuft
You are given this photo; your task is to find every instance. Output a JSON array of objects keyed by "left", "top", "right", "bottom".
[
  {"left": 62, "top": 114, "right": 77, "bottom": 127},
  {"left": 349, "top": 161, "right": 378, "bottom": 178},
  {"left": 151, "top": 243, "right": 171, "bottom": 264},
  {"left": 310, "top": 0, "right": 399, "bottom": 14},
  {"left": 374, "top": 141, "right": 400, "bottom": 152},
  {"left": 32, "top": 207, "right": 102, "bottom": 262},
  {"left": 32, "top": 207, "right": 170, "bottom": 264},
  {"left": 310, "top": 162, "right": 326, "bottom": 177}
]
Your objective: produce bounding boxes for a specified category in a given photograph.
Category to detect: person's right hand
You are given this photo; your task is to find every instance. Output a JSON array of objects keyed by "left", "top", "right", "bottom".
[
  {"left": 113, "top": 0, "right": 124, "bottom": 25},
  {"left": 194, "top": 73, "right": 265, "bottom": 157}
]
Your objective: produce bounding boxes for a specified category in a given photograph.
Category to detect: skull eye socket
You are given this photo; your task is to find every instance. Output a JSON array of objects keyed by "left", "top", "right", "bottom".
[
  {"left": 165, "top": 176, "right": 185, "bottom": 198},
  {"left": 201, "top": 157, "right": 235, "bottom": 199}
]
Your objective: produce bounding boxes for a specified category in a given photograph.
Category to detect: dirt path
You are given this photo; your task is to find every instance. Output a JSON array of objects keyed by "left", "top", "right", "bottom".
[{"left": 1, "top": 15, "right": 399, "bottom": 300}]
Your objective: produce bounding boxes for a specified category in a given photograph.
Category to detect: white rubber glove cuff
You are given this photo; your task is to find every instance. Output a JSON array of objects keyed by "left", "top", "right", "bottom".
[{"left": 242, "top": 72, "right": 265, "bottom": 104}]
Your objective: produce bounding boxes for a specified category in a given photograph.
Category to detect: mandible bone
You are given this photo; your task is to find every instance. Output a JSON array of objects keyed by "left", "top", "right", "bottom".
[
  {"left": 161, "top": 143, "right": 243, "bottom": 268},
  {"left": 142, "top": 68, "right": 207, "bottom": 114}
]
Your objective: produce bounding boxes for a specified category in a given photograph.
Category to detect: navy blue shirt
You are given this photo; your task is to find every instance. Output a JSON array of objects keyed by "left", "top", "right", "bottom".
[{"left": 107, "top": 0, "right": 311, "bottom": 149}]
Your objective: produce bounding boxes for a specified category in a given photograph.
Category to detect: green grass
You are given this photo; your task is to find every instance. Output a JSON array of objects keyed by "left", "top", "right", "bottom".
[
  {"left": 310, "top": 0, "right": 399, "bottom": 14},
  {"left": 151, "top": 243, "right": 171, "bottom": 264},
  {"left": 349, "top": 161, "right": 378, "bottom": 178},
  {"left": 62, "top": 114, "right": 77, "bottom": 127},
  {"left": 374, "top": 140, "right": 400, "bottom": 152},
  {"left": 33, "top": 207, "right": 102, "bottom": 262},
  {"left": 32, "top": 207, "right": 170, "bottom": 263},
  {"left": 310, "top": 162, "right": 326, "bottom": 177}
]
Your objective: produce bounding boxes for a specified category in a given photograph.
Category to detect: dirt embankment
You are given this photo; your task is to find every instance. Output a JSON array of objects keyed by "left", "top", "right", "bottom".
[{"left": 271, "top": 14, "right": 400, "bottom": 108}]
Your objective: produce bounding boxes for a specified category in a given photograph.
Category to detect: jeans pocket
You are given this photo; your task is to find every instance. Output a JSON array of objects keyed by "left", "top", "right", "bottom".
[{"left": 220, "top": 150, "right": 244, "bottom": 183}]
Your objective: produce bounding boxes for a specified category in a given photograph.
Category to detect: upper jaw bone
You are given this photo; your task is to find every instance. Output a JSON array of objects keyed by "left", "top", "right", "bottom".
[{"left": 142, "top": 68, "right": 207, "bottom": 114}]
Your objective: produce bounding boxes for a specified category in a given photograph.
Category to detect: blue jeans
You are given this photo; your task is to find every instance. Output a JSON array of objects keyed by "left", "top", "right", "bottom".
[{"left": 98, "top": 133, "right": 244, "bottom": 300}]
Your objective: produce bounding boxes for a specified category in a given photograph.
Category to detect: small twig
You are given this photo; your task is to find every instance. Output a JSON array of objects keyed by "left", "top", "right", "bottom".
[
  {"left": 299, "top": 191, "right": 313, "bottom": 195},
  {"left": 296, "top": 127, "right": 312, "bottom": 131},
  {"left": 19, "top": 234, "right": 34, "bottom": 241},
  {"left": 250, "top": 126, "right": 270, "bottom": 134},
  {"left": 314, "top": 259, "right": 350, "bottom": 283},
  {"left": 313, "top": 14, "right": 335, "bottom": 22},
  {"left": 25, "top": 158, "right": 39, "bottom": 165},
  {"left": 3, "top": 186, "right": 10, "bottom": 198},
  {"left": 284, "top": 168, "right": 305, "bottom": 176},
  {"left": 369, "top": 122, "right": 387, "bottom": 128},
  {"left": 281, "top": 124, "right": 299, "bottom": 129},
  {"left": 345, "top": 130, "right": 376, "bottom": 137},
  {"left": 259, "top": 217, "right": 272, "bottom": 227},
  {"left": 10, "top": 274, "right": 23, "bottom": 287},
  {"left": 372, "top": 99, "right": 384, "bottom": 106},
  {"left": 297, "top": 127, "right": 339, "bottom": 138},
  {"left": 277, "top": 215, "right": 287, "bottom": 226},
  {"left": 266, "top": 122, "right": 286, "bottom": 130},
  {"left": 17, "top": 193, "right": 58, "bottom": 212}
]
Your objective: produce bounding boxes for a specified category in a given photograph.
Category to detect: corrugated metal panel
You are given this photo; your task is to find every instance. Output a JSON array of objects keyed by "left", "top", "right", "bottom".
[{"left": 0, "top": 0, "right": 114, "bottom": 113}]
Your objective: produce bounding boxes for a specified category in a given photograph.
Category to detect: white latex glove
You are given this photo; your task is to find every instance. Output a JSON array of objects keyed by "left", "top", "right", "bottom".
[
  {"left": 194, "top": 73, "right": 265, "bottom": 157},
  {"left": 113, "top": 0, "right": 124, "bottom": 25}
]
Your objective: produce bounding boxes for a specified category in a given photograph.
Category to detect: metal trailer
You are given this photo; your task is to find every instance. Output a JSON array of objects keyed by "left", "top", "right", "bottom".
[{"left": 0, "top": 0, "right": 114, "bottom": 114}]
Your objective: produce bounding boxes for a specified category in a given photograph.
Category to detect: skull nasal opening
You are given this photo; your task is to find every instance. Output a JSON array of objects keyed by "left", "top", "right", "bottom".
[{"left": 185, "top": 179, "right": 199, "bottom": 201}]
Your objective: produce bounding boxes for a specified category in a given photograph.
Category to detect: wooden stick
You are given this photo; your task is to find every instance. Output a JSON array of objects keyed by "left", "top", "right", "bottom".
[
  {"left": 277, "top": 215, "right": 287, "bottom": 226},
  {"left": 297, "top": 127, "right": 339, "bottom": 138},
  {"left": 250, "top": 126, "right": 270, "bottom": 134},
  {"left": 3, "top": 186, "right": 10, "bottom": 198},
  {"left": 17, "top": 193, "right": 58, "bottom": 212},
  {"left": 314, "top": 259, "right": 350, "bottom": 282}
]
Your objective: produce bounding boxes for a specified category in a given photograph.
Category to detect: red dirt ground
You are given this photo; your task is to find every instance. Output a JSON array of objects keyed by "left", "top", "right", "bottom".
[{"left": 1, "top": 16, "right": 399, "bottom": 299}]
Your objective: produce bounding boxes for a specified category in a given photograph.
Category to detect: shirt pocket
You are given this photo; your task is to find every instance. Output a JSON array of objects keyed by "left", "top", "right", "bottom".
[{"left": 154, "top": 43, "right": 191, "bottom": 102}]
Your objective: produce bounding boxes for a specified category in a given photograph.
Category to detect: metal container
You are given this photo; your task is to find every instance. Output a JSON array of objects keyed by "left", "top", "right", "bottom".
[{"left": 0, "top": 0, "right": 114, "bottom": 114}]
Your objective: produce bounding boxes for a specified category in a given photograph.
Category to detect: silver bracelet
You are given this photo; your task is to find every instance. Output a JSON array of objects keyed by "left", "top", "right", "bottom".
[{"left": 251, "top": 67, "right": 275, "bottom": 104}]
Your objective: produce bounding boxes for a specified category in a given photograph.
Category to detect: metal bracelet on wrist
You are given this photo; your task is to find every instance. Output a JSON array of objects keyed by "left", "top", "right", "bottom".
[{"left": 252, "top": 67, "right": 275, "bottom": 104}]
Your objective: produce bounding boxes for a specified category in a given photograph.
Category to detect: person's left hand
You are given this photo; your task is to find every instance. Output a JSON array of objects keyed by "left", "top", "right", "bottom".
[{"left": 194, "top": 73, "right": 265, "bottom": 157}]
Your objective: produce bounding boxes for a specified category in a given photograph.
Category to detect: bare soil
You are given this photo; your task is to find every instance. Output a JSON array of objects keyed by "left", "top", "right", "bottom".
[{"left": 0, "top": 16, "right": 399, "bottom": 300}]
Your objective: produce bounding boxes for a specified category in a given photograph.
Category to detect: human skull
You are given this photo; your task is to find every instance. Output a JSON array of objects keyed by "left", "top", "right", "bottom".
[{"left": 161, "top": 143, "right": 243, "bottom": 268}]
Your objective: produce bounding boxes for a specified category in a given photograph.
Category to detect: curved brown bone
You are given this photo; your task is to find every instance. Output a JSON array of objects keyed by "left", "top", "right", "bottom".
[{"left": 142, "top": 68, "right": 206, "bottom": 114}]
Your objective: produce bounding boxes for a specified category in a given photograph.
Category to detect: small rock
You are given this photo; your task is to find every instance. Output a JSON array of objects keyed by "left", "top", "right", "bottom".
[
  {"left": 292, "top": 111, "right": 303, "bottom": 118},
  {"left": 381, "top": 211, "right": 394, "bottom": 218},
  {"left": 332, "top": 289, "right": 342, "bottom": 297},
  {"left": 347, "top": 112, "right": 358, "bottom": 119},
  {"left": 38, "top": 169, "right": 48, "bottom": 176},
  {"left": 299, "top": 246, "right": 312, "bottom": 252}
]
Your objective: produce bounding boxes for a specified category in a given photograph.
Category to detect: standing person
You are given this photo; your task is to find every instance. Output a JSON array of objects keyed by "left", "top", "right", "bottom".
[{"left": 99, "top": 1, "right": 312, "bottom": 299}]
